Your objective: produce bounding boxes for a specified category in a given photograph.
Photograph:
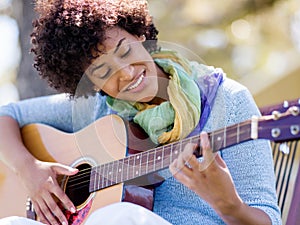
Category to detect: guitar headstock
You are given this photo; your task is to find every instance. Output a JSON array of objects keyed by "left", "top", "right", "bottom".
[
  {"left": 258, "top": 106, "right": 300, "bottom": 143},
  {"left": 260, "top": 98, "right": 300, "bottom": 115}
]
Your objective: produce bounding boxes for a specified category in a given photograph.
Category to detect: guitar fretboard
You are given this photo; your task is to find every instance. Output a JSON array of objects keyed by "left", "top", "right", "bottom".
[{"left": 89, "top": 120, "right": 252, "bottom": 192}]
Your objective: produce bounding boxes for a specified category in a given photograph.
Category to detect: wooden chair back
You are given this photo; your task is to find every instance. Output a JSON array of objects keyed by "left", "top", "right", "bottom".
[{"left": 260, "top": 99, "right": 300, "bottom": 224}]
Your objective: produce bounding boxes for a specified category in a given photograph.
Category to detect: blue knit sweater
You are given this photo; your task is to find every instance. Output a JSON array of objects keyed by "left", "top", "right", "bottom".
[{"left": 0, "top": 73, "right": 281, "bottom": 225}]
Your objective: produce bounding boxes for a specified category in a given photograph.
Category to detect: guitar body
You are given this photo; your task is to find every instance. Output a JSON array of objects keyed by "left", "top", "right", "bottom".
[
  {"left": 0, "top": 115, "right": 127, "bottom": 224},
  {"left": 0, "top": 104, "right": 299, "bottom": 224}
]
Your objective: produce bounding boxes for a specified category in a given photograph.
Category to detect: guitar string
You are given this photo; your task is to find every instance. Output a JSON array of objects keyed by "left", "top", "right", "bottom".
[
  {"left": 66, "top": 123, "right": 252, "bottom": 189},
  {"left": 65, "top": 122, "right": 252, "bottom": 189},
  {"left": 64, "top": 123, "right": 252, "bottom": 191}
]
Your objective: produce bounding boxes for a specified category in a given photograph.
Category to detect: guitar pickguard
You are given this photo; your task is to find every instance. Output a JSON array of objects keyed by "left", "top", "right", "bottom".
[{"left": 60, "top": 200, "right": 93, "bottom": 225}]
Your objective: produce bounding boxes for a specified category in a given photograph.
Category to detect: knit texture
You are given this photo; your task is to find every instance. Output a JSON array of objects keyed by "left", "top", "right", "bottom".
[{"left": 0, "top": 71, "right": 281, "bottom": 225}]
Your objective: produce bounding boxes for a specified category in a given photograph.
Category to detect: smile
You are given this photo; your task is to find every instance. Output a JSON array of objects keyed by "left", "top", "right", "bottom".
[{"left": 127, "top": 72, "right": 145, "bottom": 91}]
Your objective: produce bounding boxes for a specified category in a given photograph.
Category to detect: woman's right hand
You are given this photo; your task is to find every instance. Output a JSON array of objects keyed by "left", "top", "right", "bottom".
[
  {"left": 19, "top": 159, "right": 78, "bottom": 225},
  {"left": 0, "top": 117, "right": 77, "bottom": 224}
]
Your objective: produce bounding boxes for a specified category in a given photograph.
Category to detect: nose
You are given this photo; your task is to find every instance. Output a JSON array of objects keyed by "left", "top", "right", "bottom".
[{"left": 118, "top": 64, "right": 134, "bottom": 81}]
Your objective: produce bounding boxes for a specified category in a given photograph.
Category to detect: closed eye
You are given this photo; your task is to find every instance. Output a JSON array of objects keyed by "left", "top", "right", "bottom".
[
  {"left": 99, "top": 67, "right": 112, "bottom": 79},
  {"left": 91, "top": 63, "right": 112, "bottom": 79},
  {"left": 120, "top": 47, "right": 131, "bottom": 58}
]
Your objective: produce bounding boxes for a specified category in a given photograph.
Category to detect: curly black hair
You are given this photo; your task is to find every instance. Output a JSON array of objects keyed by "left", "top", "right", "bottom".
[{"left": 31, "top": 0, "right": 159, "bottom": 97}]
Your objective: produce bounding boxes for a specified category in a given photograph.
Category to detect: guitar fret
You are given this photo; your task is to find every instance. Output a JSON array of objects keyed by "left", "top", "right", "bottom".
[
  {"left": 133, "top": 154, "right": 136, "bottom": 177},
  {"left": 149, "top": 151, "right": 155, "bottom": 174},
  {"left": 130, "top": 155, "right": 135, "bottom": 180},
  {"left": 89, "top": 120, "right": 257, "bottom": 193},
  {"left": 167, "top": 145, "right": 172, "bottom": 167},
  {"left": 141, "top": 153, "right": 147, "bottom": 176},
  {"left": 110, "top": 162, "right": 114, "bottom": 186},
  {"left": 122, "top": 157, "right": 129, "bottom": 183},
  {"left": 134, "top": 155, "right": 140, "bottom": 176},
  {"left": 146, "top": 151, "right": 149, "bottom": 174},
  {"left": 109, "top": 161, "right": 113, "bottom": 186},
  {"left": 89, "top": 167, "right": 96, "bottom": 192},
  {"left": 156, "top": 150, "right": 162, "bottom": 170},
  {"left": 111, "top": 161, "right": 118, "bottom": 185},
  {"left": 102, "top": 163, "right": 107, "bottom": 188},
  {"left": 138, "top": 155, "right": 142, "bottom": 176},
  {"left": 97, "top": 166, "right": 101, "bottom": 190},
  {"left": 106, "top": 162, "right": 110, "bottom": 187},
  {"left": 90, "top": 167, "right": 95, "bottom": 192},
  {"left": 211, "top": 131, "right": 215, "bottom": 150},
  {"left": 121, "top": 158, "right": 124, "bottom": 182},
  {"left": 115, "top": 160, "right": 119, "bottom": 184}
]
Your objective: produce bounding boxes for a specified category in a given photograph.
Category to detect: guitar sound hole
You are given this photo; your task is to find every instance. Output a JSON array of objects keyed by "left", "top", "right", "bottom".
[{"left": 64, "top": 163, "right": 91, "bottom": 207}]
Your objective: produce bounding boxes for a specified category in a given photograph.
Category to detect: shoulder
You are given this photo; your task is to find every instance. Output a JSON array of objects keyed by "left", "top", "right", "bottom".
[
  {"left": 206, "top": 76, "right": 260, "bottom": 129},
  {"left": 219, "top": 77, "right": 258, "bottom": 112}
]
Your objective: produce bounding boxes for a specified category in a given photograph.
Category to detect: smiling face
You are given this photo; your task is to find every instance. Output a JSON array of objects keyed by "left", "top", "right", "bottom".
[{"left": 87, "top": 27, "right": 160, "bottom": 102}]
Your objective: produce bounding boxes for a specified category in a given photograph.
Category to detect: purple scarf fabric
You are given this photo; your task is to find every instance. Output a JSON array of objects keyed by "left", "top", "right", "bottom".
[{"left": 188, "top": 70, "right": 224, "bottom": 137}]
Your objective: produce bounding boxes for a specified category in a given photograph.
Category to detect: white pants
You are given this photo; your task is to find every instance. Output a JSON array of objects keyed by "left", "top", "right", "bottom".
[{"left": 0, "top": 202, "right": 172, "bottom": 225}]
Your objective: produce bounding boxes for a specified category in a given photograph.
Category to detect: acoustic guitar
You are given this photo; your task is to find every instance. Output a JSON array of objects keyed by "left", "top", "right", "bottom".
[{"left": 0, "top": 106, "right": 299, "bottom": 224}]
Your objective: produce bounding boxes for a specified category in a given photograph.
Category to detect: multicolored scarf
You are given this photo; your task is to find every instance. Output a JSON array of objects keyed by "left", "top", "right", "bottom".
[{"left": 106, "top": 50, "right": 201, "bottom": 144}]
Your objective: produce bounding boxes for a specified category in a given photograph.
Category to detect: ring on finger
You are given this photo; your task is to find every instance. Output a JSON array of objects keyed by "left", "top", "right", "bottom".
[{"left": 185, "top": 161, "right": 192, "bottom": 169}]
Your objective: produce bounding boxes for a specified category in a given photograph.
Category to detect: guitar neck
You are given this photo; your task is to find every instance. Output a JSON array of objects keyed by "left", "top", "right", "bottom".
[{"left": 89, "top": 118, "right": 255, "bottom": 192}]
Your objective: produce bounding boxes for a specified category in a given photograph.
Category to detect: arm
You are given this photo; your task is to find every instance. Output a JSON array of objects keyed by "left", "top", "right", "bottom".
[
  {"left": 0, "top": 116, "right": 78, "bottom": 225},
  {"left": 0, "top": 93, "right": 103, "bottom": 132},
  {"left": 0, "top": 93, "right": 107, "bottom": 224},
  {"left": 170, "top": 79, "right": 281, "bottom": 224},
  {"left": 170, "top": 133, "right": 272, "bottom": 225}
]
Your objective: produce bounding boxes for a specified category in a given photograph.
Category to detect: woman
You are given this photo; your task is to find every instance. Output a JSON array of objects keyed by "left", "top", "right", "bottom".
[{"left": 0, "top": 0, "right": 281, "bottom": 224}]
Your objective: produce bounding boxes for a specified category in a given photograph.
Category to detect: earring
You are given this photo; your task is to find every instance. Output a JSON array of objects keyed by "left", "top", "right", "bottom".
[
  {"left": 138, "top": 35, "right": 146, "bottom": 42},
  {"left": 94, "top": 86, "right": 101, "bottom": 92}
]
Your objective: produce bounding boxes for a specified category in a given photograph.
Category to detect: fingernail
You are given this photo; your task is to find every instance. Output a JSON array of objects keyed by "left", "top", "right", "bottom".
[
  {"left": 70, "top": 207, "right": 76, "bottom": 213},
  {"left": 62, "top": 222, "right": 67, "bottom": 225}
]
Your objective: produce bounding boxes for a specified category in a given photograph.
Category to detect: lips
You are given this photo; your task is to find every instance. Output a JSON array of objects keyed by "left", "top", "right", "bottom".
[{"left": 126, "top": 71, "right": 145, "bottom": 91}]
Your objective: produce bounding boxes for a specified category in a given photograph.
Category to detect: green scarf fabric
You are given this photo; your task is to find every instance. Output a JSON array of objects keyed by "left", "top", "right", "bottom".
[{"left": 106, "top": 50, "right": 201, "bottom": 144}]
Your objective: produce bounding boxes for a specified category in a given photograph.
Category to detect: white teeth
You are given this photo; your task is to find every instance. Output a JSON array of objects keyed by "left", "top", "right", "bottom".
[{"left": 127, "top": 74, "right": 144, "bottom": 90}]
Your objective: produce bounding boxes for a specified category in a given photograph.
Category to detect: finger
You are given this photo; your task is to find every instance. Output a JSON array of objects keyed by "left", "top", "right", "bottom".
[
  {"left": 187, "top": 154, "right": 200, "bottom": 169},
  {"left": 31, "top": 199, "right": 48, "bottom": 224},
  {"left": 36, "top": 197, "right": 59, "bottom": 225},
  {"left": 199, "top": 132, "right": 216, "bottom": 172},
  {"left": 214, "top": 153, "right": 227, "bottom": 169},
  {"left": 52, "top": 178, "right": 76, "bottom": 214},
  {"left": 51, "top": 164, "right": 77, "bottom": 213},
  {"left": 169, "top": 159, "right": 191, "bottom": 183},
  {"left": 169, "top": 158, "right": 180, "bottom": 176},
  {"left": 177, "top": 143, "right": 197, "bottom": 170},
  {"left": 44, "top": 191, "right": 68, "bottom": 225},
  {"left": 52, "top": 163, "right": 78, "bottom": 176}
]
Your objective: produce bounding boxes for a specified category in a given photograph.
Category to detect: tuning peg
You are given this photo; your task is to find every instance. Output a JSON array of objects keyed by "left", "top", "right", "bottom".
[
  {"left": 290, "top": 125, "right": 300, "bottom": 135},
  {"left": 289, "top": 106, "right": 300, "bottom": 116},
  {"left": 271, "top": 110, "right": 281, "bottom": 120},
  {"left": 283, "top": 100, "right": 289, "bottom": 108}
]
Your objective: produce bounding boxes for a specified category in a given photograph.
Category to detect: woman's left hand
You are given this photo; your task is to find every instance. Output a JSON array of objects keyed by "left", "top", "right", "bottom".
[{"left": 169, "top": 132, "right": 243, "bottom": 215}]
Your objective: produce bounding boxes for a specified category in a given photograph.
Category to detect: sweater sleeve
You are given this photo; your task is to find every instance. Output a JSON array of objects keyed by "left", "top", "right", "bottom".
[
  {"left": 206, "top": 78, "right": 282, "bottom": 225},
  {"left": 0, "top": 93, "right": 108, "bottom": 132}
]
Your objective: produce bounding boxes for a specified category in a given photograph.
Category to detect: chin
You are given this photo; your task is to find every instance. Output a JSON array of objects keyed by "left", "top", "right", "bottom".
[{"left": 139, "top": 95, "right": 156, "bottom": 103}]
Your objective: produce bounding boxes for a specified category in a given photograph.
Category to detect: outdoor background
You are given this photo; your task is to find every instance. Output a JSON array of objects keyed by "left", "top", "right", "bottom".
[{"left": 0, "top": 0, "right": 299, "bottom": 108}]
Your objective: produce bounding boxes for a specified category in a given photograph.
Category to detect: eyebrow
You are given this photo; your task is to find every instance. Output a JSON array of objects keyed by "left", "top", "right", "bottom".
[{"left": 113, "top": 38, "right": 126, "bottom": 54}]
